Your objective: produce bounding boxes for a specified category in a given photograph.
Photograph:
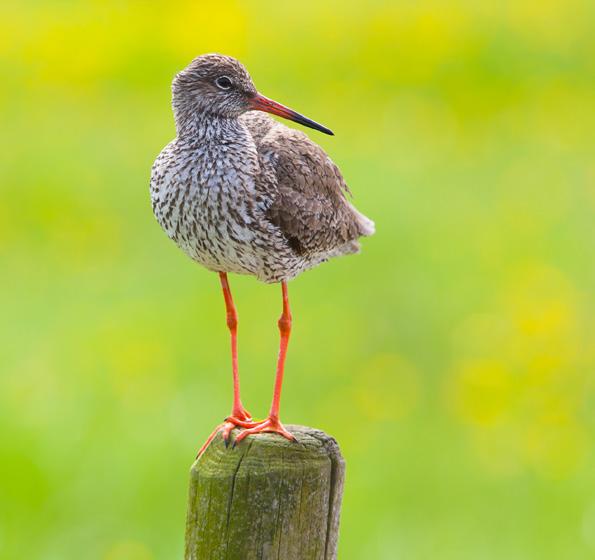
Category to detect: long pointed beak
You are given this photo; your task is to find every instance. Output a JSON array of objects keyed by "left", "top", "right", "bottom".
[{"left": 249, "top": 93, "right": 334, "bottom": 136}]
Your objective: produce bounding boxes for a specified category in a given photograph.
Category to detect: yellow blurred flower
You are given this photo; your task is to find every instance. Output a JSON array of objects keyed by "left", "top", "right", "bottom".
[
  {"left": 447, "top": 265, "right": 592, "bottom": 479},
  {"left": 452, "top": 359, "right": 514, "bottom": 427}
]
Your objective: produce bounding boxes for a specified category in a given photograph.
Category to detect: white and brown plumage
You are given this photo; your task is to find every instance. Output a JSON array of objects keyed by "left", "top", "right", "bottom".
[{"left": 150, "top": 54, "right": 374, "bottom": 451}]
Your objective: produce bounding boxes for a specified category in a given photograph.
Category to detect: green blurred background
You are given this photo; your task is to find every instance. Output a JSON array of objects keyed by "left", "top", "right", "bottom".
[{"left": 1, "top": 1, "right": 594, "bottom": 558}]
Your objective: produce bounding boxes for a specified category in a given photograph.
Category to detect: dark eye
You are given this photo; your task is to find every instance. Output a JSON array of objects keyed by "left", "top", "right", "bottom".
[{"left": 215, "top": 76, "right": 233, "bottom": 90}]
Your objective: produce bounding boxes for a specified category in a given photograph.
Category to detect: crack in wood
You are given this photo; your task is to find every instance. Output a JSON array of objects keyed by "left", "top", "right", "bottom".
[{"left": 184, "top": 425, "right": 345, "bottom": 559}]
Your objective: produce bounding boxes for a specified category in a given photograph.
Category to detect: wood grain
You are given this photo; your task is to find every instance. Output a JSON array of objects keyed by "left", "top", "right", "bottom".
[{"left": 185, "top": 425, "right": 345, "bottom": 560}]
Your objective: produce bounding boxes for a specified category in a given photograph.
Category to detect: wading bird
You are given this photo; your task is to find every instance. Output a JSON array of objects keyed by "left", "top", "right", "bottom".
[{"left": 150, "top": 54, "right": 374, "bottom": 453}]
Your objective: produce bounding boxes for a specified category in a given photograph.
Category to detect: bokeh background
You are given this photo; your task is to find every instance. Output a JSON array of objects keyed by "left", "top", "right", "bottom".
[{"left": 1, "top": 1, "right": 594, "bottom": 558}]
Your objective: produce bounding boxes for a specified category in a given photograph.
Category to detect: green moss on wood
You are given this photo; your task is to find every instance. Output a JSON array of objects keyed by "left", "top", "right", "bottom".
[{"left": 185, "top": 425, "right": 345, "bottom": 560}]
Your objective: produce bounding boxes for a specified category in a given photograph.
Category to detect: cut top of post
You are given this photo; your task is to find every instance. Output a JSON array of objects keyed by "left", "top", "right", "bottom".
[{"left": 185, "top": 425, "right": 345, "bottom": 560}]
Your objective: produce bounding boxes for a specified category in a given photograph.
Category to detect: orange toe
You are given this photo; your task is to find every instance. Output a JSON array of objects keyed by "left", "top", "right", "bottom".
[
  {"left": 196, "top": 422, "right": 225, "bottom": 458},
  {"left": 233, "top": 416, "right": 295, "bottom": 447}
]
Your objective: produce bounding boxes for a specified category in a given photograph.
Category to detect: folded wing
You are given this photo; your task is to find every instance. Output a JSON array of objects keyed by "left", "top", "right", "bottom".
[{"left": 243, "top": 114, "right": 374, "bottom": 257}]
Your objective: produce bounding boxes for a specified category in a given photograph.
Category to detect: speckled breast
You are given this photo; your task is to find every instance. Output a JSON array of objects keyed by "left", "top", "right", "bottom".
[{"left": 150, "top": 139, "right": 291, "bottom": 280}]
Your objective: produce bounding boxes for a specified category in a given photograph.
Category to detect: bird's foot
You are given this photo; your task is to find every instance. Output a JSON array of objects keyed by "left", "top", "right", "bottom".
[
  {"left": 195, "top": 406, "right": 255, "bottom": 458},
  {"left": 230, "top": 405, "right": 252, "bottom": 422},
  {"left": 196, "top": 423, "right": 225, "bottom": 458},
  {"left": 232, "top": 416, "right": 296, "bottom": 447},
  {"left": 220, "top": 408, "right": 260, "bottom": 443}
]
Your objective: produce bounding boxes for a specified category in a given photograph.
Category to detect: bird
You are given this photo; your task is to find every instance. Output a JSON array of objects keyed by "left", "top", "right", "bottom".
[{"left": 150, "top": 54, "right": 374, "bottom": 454}]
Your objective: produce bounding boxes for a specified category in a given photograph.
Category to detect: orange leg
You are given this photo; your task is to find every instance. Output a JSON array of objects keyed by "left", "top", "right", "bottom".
[
  {"left": 196, "top": 273, "right": 258, "bottom": 458},
  {"left": 219, "top": 272, "right": 251, "bottom": 422},
  {"left": 234, "top": 281, "right": 296, "bottom": 446}
]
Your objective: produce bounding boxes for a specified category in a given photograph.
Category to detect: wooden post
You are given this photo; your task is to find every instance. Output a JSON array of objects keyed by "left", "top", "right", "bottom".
[{"left": 184, "top": 425, "right": 345, "bottom": 560}]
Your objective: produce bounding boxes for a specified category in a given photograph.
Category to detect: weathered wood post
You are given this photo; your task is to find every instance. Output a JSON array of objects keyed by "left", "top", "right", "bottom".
[{"left": 184, "top": 425, "right": 345, "bottom": 560}]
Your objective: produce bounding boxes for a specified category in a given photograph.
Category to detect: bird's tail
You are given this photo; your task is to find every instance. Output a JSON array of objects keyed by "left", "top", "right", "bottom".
[{"left": 350, "top": 205, "right": 375, "bottom": 237}]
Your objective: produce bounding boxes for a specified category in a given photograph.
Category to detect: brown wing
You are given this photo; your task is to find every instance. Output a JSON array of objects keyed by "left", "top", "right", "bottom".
[{"left": 243, "top": 114, "right": 372, "bottom": 256}]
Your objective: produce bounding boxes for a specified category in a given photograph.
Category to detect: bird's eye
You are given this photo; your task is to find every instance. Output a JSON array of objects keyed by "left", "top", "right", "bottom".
[{"left": 215, "top": 76, "right": 233, "bottom": 90}]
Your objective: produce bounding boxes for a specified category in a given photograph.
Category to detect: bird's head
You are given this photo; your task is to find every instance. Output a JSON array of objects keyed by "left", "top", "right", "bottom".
[{"left": 172, "top": 54, "right": 333, "bottom": 136}]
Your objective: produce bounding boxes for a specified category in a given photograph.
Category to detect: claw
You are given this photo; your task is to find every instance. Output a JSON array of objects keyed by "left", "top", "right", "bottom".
[{"left": 196, "top": 409, "right": 262, "bottom": 458}]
